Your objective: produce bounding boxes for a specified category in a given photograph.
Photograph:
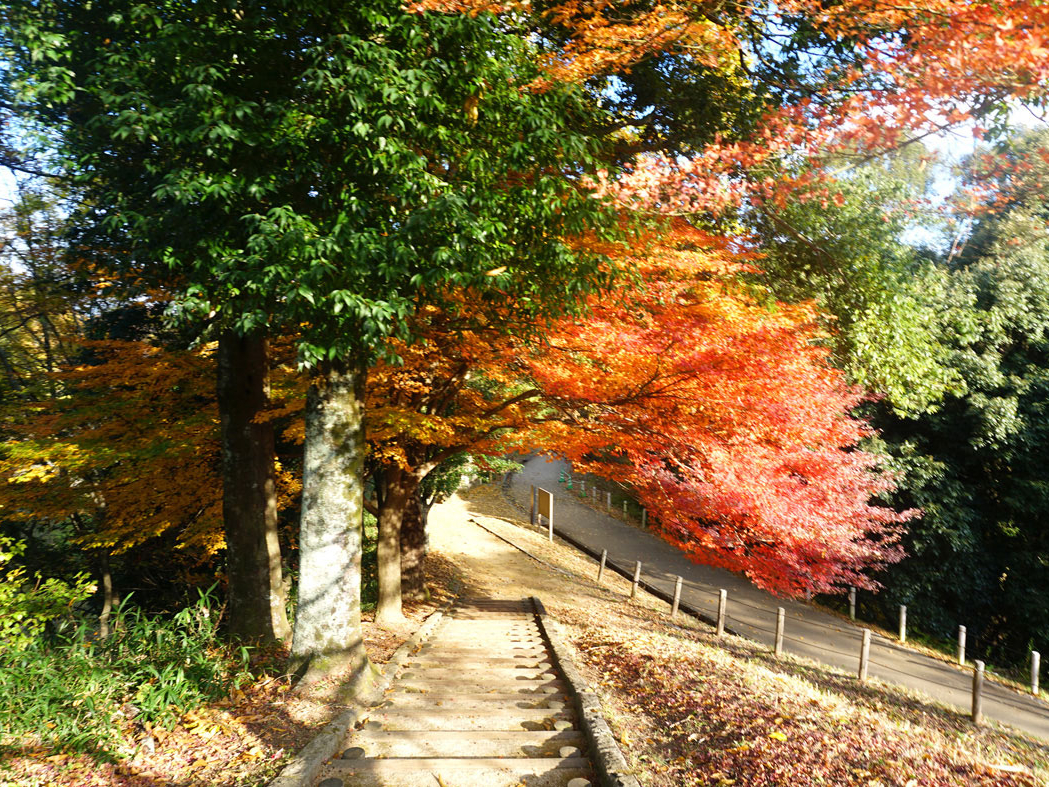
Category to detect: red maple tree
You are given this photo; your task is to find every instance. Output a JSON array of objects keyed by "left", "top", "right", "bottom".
[{"left": 527, "top": 222, "right": 913, "bottom": 595}]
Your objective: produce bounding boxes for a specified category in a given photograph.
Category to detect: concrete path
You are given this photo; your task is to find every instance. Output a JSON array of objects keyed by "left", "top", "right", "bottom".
[
  {"left": 313, "top": 598, "right": 595, "bottom": 787},
  {"left": 510, "top": 455, "right": 1049, "bottom": 743}
]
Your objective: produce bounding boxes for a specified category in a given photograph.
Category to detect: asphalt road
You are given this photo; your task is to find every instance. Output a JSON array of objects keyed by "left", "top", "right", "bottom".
[{"left": 508, "top": 454, "right": 1049, "bottom": 743}]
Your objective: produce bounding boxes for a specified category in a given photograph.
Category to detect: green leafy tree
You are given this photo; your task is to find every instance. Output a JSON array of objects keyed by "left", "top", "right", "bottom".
[
  {"left": 748, "top": 156, "right": 958, "bottom": 415},
  {"left": 872, "top": 205, "right": 1049, "bottom": 663},
  {"left": 2, "top": 2, "right": 614, "bottom": 685}
]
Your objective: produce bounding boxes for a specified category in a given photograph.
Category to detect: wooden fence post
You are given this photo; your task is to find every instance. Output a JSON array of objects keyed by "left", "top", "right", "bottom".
[
  {"left": 859, "top": 629, "right": 871, "bottom": 681},
  {"left": 775, "top": 607, "right": 785, "bottom": 657},
  {"left": 1032, "top": 651, "right": 1041, "bottom": 695},
  {"left": 716, "top": 589, "right": 727, "bottom": 637},
  {"left": 899, "top": 604, "right": 907, "bottom": 643},
  {"left": 972, "top": 660, "right": 985, "bottom": 725},
  {"left": 530, "top": 484, "right": 537, "bottom": 525},
  {"left": 606, "top": 491, "right": 612, "bottom": 511},
  {"left": 597, "top": 549, "right": 607, "bottom": 584},
  {"left": 849, "top": 587, "right": 856, "bottom": 621},
  {"left": 630, "top": 561, "right": 642, "bottom": 599},
  {"left": 622, "top": 500, "right": 627, "bottom": 517},
  {"left": 641, "top": 509, "right": 647, "bottom": 528},
  {"left": 958, "top": 625, "right": 967, "bottom": 666},
  {"left": 671, "top": 576, "right": 682, "bottom": 618}
]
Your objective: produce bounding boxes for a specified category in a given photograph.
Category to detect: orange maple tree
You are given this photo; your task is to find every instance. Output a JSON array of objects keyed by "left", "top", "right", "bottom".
[
  {"left": 0, "top": 340, "right": 300, "bottom": 590},
  {"left": 363, "top": 298, "right": 549, "bottom": 623},
  {"left": 525, "top": 222, "right": 913, "bottom": 595}
]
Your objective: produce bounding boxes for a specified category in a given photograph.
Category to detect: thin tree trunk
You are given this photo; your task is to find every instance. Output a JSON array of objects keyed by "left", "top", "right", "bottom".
[
  {"left": 376, "top": 466, "right": 409, "bottom": 627},
  {"left": 291, "top": 359, "right": 377, "bottom": 693},
  {"left": 99, "top": 551, "right": 114, "bottom": 639},
  {"left": 217, "top": 330, "right": 291, "bottom": 643},
  {"left": 400, "top": 486, "right": 428, "bottom": 601}
]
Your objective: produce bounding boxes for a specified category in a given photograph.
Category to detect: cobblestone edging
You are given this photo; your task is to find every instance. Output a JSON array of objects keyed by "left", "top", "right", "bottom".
[
  {"left": 267, "top": 599, "right": 455, "bottom": 787},
  {"left": 532, "top": 597, "right": 642, "bottom": 787}
]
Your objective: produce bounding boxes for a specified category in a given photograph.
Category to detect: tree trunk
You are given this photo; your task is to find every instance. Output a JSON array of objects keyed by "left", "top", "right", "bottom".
[
  {"left": 291, "top": 359, "right": 377, "bottom": 693},
  {"left": 401, "top": 486, "right": 428, "bottom": 601},
  {"left": 217, "top": 331, "right": 291, "bottom": 643},
  {"left": 99, "top": 551, "right": 115, "bottom": 639},
  {"left": 376, "top": 466, "right": 410, "bottom": 627}
]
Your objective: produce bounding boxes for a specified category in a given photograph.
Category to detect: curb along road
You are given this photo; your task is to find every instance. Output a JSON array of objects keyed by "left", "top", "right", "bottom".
[{"left": 510, "top": 454, "right": 1049, "bottom": 743}]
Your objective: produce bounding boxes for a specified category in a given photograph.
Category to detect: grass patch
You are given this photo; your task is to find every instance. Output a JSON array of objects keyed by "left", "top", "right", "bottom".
[{"left": 0, "top": 588, "right": 253, "bottom": 760}]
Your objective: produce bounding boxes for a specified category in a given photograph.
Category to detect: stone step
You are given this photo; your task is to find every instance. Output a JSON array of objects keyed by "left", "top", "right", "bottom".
[
  {"left": 360, "top": 707, "right": 573, "bottom": 731},
  {"left": 316, "top": 756, "right": 592, "bottom": 787},
  {"left": 425, "top": 637, "right": 546, "bottom": 647},
  {"left": 395, "top": 676, "right": 568, "bottom": 694},
  {"left": 397, "top": 668, "right": 559, "bottom": 685},
  {"left": 406, "top": 656, "right": 552, "bottom": 668},
  {"left": 340, "top": 729, "right": 586, "bottom": 758},
  {"left": 416, "top": 645, "right": 548, "bottom": 657},
  {"left": 432, "top": 633, "right": 541, "bottom": 637},
  {"left": 381, "top": 691, "right": 569, "bottom": 709}
]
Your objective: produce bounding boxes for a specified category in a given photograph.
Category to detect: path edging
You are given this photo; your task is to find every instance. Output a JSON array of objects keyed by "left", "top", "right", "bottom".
[
  {"left": 266, "top": 599, "right": 454, "bottom": 787},
  {"left": 532, "top": 596, "right": 642, "bottom": 787}
]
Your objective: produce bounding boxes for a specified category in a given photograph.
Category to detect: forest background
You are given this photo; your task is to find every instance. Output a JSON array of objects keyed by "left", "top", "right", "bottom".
[{"left": 1, "top": 0, "right": 1049, "bottom": 763}]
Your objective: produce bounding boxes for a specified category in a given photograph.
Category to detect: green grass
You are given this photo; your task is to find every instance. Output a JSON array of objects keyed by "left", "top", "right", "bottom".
[{"left": 0, "top": 587, "right": 254, "bottom": 759}]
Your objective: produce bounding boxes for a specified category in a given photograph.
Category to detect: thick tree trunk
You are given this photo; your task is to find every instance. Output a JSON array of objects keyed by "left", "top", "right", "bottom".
[
  {"left": 217, "top": 331, "right": 291, "bottom": 643},
  {"left": 400, "top": 486, "right": 428, "bottom": 601},
  {"left": 375, "top": 466, "right": 409, "bottom": 628},
  {"left": 291, "top": 359, "right": 377, "bottom": 693}
]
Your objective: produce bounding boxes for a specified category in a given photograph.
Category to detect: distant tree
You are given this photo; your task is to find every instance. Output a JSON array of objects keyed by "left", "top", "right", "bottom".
[
  {"left": 872, "top": 204, "right": 1049, "bottom": 662},
  {"left": 748, "top": 158, "right": 959, "bottom": 415},
  {"left": 0, "top": 182, "right": 88, "bottom": 401}
]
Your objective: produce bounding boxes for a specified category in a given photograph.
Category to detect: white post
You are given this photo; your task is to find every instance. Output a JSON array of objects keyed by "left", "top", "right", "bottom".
[
  {"left": 622, "top": 500, "right": 627, "bottom": 517},
  {"left": 859, "top": 629, "right": 871, "bottom": 681},
  {"left": 597, "top": 549, "right": 607, "bottom": 584},
  {"left": 972, "top": 660, "right": 985, "bottom": 725},
  {"left": 899, "top": 604, "right": 907, "bottom": 643},
  {"left": 716, "top": 589, "right": 727, "bottom": 637},
  {"left": 775, "top": 607, "right": 785, "bottom": 657},
  {"left": 958, "top": 625, "right": 967, "bottom": 665},
  {"left": 580, "top": 480, "right": 586, "bottom": 495},
  {"left": 671, "top": 576, "right": 682, "bottom": 618},
  {"left": 849, "top": 587, "right": 856, "bottom": 621},
  {"left": 1032, "top": 651, "right": 1041, "bottom": 695},
  {"left": 606, "top": 491, "right": 612, "bottom": 511},
  {"left": 630, "top": 561, "right": 642, "bottom": 599}
]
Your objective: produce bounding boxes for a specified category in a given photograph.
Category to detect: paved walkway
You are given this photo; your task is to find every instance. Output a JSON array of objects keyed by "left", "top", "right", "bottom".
[{"left": 509, "top": 455, "right": 1049, "bottom": 743}]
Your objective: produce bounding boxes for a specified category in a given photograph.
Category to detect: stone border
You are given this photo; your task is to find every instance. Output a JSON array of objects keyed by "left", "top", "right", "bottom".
[
  {"left": 267, "top": 599, "right": 454, "bottom": 787},
  {"left": 532, "top": 597, "right": 642, "bottom": 787}
]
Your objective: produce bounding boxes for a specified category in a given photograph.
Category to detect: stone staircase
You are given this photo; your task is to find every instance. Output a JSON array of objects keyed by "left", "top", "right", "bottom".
[{"left": 313, "top": 598, "right": 596, "bottom": 787}]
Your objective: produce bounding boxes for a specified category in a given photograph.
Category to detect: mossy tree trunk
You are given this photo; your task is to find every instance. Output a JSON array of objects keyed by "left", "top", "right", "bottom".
[{"left": 291, "top": 359, "right": 377, "bottom": 693}]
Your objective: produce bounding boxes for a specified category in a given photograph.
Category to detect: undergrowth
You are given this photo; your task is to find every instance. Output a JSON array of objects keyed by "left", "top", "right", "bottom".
[{"left": 0, "top": 587, "right": 254, "bottom": 759}]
